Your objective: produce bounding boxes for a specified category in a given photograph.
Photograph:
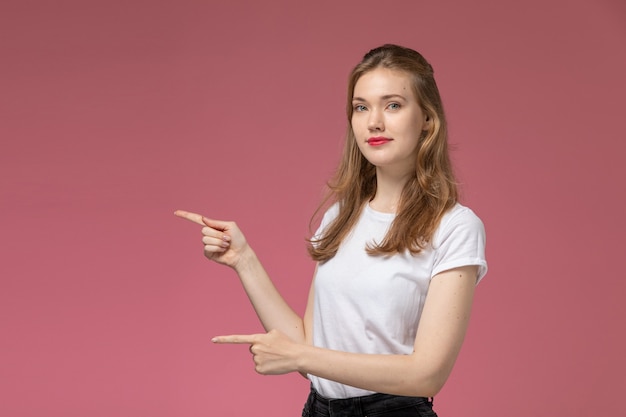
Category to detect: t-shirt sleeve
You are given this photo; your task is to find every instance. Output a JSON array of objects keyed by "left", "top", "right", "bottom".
[
  {"left": 431, "top": 206, "right": 488, "bottom": 283},
  {"left": 311, "top": 203, "right": 340, "bottom": 247}
]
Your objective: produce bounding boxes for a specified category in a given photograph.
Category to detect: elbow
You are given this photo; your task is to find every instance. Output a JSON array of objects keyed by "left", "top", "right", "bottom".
[
  {"left": 403, "top": 376, "right": 445, "bottom": 398},
  {"left": 418, "top": 376, "right": 446, "bottom": 398},
  {"left": 403, "top": 363, "right": 451, "bottom": 398}
]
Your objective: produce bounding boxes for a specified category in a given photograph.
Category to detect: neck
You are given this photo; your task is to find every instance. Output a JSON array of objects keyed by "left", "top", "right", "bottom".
[{"left": 368, "top": 167, "right": 412, "bottom": 213}]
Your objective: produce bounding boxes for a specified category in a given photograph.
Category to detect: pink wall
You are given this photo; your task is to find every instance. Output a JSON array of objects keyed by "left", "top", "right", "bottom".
[{"left": 1, "top": 0, "right": 625, "bottom": 415}]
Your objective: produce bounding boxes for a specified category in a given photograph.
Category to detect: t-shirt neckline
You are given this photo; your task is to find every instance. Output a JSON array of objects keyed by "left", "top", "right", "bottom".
[{"left": 365, "top": 202, "right": 396, "bottom": 221}]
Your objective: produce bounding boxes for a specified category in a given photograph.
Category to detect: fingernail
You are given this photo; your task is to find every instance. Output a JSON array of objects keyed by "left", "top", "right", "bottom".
[
  {"left": 211, "top": 337, "right": 218, "bottom": 343},
  {"left": 222, "top": 234, "right": 231, "bottom": 242}
]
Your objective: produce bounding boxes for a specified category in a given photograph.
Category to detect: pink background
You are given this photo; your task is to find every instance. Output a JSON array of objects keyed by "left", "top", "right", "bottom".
[{"left": 1, "top": 0, "right": 625, "bottom": 415}]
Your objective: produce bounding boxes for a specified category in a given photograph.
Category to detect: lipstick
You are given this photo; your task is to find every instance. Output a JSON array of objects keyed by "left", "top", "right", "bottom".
[{"left": 367, "top": 137, "right": 392, "bottom": 146}]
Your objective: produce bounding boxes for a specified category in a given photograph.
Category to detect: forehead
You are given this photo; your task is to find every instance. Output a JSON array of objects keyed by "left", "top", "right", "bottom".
[{"left": 353, "top": 68, "right": 415, "bottom": 100}]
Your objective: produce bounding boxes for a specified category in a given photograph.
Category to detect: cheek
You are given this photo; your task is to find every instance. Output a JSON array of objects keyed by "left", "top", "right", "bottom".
[
  {"left": 353, "top": 135, "right": 371, "bottom": 159},
  {"left": 354, "top": 135, "right": 366, "bottom": 152}
]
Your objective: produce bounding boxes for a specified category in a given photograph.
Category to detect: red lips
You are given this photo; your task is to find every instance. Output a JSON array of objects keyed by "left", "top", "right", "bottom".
[{"left": 367, "top": 137, "right": 392, "bottom": 146}]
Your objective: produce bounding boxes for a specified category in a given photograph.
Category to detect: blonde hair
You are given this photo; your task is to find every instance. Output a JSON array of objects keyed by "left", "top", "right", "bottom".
[{"left": 308, "top": 44, "right": 458, "bottom": 262}]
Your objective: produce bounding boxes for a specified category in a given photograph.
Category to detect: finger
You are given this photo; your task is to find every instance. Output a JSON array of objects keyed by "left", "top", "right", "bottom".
[
  {"left": 174, "top": 210, "right": 205, "bottom": 226},
  {"left": 204, "top": 246, "right": 227, "bottom": 256},
  {"left": 202, "top": 226, "right": 230, "bottom": 245},
  {"left": 211, "top": 334, "right": 258, "bottom": 344},
  {"left": 202, "top": 217, "right": 231, "bottom": 232},
  {"left": 202, "top": 235, "right": 230, "bottom": 248}
]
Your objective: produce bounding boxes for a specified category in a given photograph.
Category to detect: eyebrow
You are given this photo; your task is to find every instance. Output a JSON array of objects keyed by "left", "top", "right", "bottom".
[{"left": 352, "top": 94, "right": 408, "bottom": 102}]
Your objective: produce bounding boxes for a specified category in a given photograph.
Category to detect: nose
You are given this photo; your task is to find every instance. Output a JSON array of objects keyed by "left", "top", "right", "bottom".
[{"left": 367, "top": 108, "right": 384, "bottom": 131}]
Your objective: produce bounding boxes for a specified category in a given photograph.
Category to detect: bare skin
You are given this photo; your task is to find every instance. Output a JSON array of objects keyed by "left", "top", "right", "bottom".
[{"left": 175, "top": 210, "right": 477, "bottom": 397}]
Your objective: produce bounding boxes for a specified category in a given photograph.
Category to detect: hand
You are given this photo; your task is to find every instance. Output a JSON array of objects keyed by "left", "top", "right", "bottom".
[
  {"left": 212, "top": 329, "right": 300, "bottom": 375},
  {"left": 174, "top": 210, "right": 249, "bottom": 269}
]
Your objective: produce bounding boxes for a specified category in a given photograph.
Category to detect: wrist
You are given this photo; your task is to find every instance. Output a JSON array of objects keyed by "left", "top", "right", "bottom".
[
  {"left": 232, "top": 245, "right": 257, "bottom": 274},
  {"left": 294, "top": 343, "right": 314, "bottom": 376}
]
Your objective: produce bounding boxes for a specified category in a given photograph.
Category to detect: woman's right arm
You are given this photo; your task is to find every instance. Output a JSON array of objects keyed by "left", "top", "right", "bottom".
[{"left": 175, "top": 210, "right": 307, "bottom": 344}]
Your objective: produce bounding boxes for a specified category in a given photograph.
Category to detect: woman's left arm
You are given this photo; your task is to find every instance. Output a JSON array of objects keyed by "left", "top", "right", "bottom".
[{"left": 212, "top": 265, "right": 478, "bottom": 398}]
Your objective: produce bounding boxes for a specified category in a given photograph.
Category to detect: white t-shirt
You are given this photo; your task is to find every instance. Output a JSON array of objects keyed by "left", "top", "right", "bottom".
[{"left": 308, "top": 202, "right": 487, "bottom": 398}]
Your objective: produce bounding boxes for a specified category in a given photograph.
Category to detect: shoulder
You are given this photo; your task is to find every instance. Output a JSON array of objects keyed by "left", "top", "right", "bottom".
[
  {"left": 438, "top": 204, "right": 485, "bottom": 234},
  {"left": 432, "top": 203, "right": 486, "bottom": 251},
  {"left": 432, "top": 204, "right": 487, "bottom": 282},
  {"left": 322, "top": 202, "right": 341, "bottom": 224},
  {"left": 431, "top": 203, "right": 488, "bottom": 281},
  {"left": 312, "top": 202, "right": 341, "bottom": 239}
]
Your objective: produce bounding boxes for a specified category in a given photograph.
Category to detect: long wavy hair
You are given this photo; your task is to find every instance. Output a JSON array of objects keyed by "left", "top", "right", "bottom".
[{"left": 308, "top": 44, "right": 458, "bottom": 262}]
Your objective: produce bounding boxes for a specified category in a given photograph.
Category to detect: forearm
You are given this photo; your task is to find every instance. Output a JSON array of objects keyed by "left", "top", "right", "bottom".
[
  {"left": 296, "top": 345, "right": 446, "bottom": 398},
  {"left": 175, "top": 211, "right": 308, "bottom": 343},
  {"left": 293, "top": 269, "right": 475, "bottom": 397},
  {"left": 213, "top": 267, "right": 475, "bottom": 396},
  {"left": 233, "top": 247, "right": 305, "bottom": 343}
]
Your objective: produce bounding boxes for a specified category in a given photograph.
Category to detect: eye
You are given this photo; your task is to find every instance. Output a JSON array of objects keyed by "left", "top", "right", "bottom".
[
  {"left": 353, "top": 104, "right": 367, "bottom": 112},
  {"left": 387, "top": 102, "right": 401, "bottom": 110}
]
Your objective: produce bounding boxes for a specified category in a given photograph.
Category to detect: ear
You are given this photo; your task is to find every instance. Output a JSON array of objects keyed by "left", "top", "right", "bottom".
[{"left": 423, "top": 114, "right": 433, "bottom": 130}]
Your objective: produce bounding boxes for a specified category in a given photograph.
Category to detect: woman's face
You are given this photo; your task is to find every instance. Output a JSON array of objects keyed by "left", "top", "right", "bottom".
[{"left": 351, "top": 68, "right": 429, "bottom": 176}]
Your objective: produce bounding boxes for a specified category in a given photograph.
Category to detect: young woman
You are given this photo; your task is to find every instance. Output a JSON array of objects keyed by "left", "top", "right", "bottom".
[{"left": 176, "top": 44, "right": 487, "bottom": 417}]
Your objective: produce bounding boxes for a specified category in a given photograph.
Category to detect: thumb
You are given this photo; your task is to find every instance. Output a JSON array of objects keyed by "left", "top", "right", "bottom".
[{"left": 202, "top": 217, "right": 230, "bottom": 231}]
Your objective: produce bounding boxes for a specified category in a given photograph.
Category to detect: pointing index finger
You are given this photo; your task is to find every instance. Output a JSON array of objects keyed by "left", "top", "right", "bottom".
[
  {"left": 174, "top": 210, "right": 205, "bottom": 226},
  {"left": 212, "top": 334, "right": 258, "bottom": 344}
]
